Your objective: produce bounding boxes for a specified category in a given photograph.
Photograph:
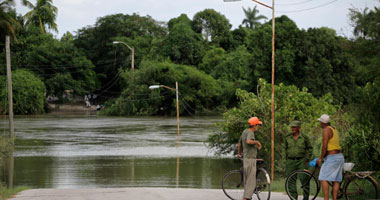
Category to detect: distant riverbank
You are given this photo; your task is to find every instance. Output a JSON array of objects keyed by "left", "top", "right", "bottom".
[{"left": 47, "top": 103, "right": 97, "bottom": 114}]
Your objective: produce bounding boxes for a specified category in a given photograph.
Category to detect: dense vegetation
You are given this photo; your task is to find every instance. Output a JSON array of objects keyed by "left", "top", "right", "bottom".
[{"left": 0, "top": 0, "right": 379, "bottom": 176}]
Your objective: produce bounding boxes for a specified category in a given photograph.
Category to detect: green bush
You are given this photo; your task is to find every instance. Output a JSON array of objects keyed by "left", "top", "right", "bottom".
[
  {"left": 0, "top": 70, "right": 46, "bottom": 114},
  {"left": 208, "top": 79, "right": 337, "bottom": 174},
  {"left": 102, "top": 60, "right": 235, "bottom": 116}
]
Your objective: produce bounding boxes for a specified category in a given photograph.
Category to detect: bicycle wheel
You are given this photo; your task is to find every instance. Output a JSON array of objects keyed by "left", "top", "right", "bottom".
[
  {"left": 255, "top": 167, "right": 271, "bottom": 200},
  {"left": 285, "top": 170, "right": 320, "bottom": 200},
  {"left": 344, "top": 176, "right": 379, "bottom": 200},
  {"left": 222, "top": 170, "right": 244, "bottom": 200}
]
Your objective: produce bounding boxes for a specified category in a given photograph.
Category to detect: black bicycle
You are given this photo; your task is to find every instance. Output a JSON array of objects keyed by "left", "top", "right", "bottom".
[
  {"left": 222, "top": 158, "right": 271, "bottom": 200},
  {"left": 285, "top": 161, "right": 379, "bottom": 199}
]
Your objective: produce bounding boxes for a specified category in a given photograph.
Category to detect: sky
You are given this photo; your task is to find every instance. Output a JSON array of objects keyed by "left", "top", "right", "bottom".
[{"left": 15, "top": 0, "right": 380, "bottom": 39}]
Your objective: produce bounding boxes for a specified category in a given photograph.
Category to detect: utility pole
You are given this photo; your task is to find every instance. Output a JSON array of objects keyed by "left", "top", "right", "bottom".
[
  {"left": 270, "top": 0, "right": 275, "bottom": 182},
  {"left": 251, "top": 0, "right": 276, "bottom": 181},
  {"left": 225, "top": 0, "right": 276, "bottom": 181},
  {"left": 6, "top": 35, "right": 14, "bottom": 139}
]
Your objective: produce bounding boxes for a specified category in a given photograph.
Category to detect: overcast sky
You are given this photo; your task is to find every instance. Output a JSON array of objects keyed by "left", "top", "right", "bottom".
[{"left": 15, "top": 0, "right": 380, "bottom": 38}]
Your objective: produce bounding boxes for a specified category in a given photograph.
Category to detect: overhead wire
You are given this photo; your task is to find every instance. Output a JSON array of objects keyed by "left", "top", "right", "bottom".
[
  {"left": 277, "top": 0, "right": 339, "bottom": 13},
  {"left": 276, "top": 0, "right": 315, "bottom": 6}
]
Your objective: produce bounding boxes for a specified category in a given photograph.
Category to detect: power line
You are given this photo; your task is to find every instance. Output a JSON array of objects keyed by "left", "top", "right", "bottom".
[
  {"left": 276, "top": 0, "right": 314, "bottom": 6},
  {"left": 277, "top": 0, "right": 338, "bottom": 13}
]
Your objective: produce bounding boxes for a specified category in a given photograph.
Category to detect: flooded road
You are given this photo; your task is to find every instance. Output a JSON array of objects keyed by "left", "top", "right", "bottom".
[{"left": 1, "top": 115, "right": 240, "bottom": 189}]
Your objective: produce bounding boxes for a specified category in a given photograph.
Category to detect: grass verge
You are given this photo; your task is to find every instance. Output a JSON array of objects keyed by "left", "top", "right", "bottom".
[{"left": 0, "top": 185, "right": 29, "bottom": 200}]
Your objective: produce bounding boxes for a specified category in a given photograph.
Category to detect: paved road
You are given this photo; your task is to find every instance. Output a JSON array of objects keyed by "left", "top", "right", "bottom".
[{"left": 9, "top": 188, "right": 307, "bottom": 200}]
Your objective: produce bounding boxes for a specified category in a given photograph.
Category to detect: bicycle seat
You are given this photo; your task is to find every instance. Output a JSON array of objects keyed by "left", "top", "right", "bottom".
[{"left": 256, "top": 159, "right": 264, "bottom": 165}]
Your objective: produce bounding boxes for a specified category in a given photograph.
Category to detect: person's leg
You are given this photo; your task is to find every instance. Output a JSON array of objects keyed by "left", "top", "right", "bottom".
[
  {"left": 286, "top": 160, "right": 299, "bottom": 199},
  {"left": 243, "top": 159, "right": 256, "bottom": 200},
  {"left": 320, "top": 180, "right": 329, "bottom": 200},
  {"left": 299, "top": 169, "right": 310, "bottom": 200},
  {"left": 332, "top": 181, "right": 340, "bottom": 200}
]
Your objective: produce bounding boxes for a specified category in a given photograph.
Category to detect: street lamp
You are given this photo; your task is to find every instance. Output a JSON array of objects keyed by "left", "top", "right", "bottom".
[
  {"left": 149, "top": 82, "right": 180, "bottom": 145},
  {"left": 224, "top": 0, "right": 276, "bottom": 181},
  {"left": 113, "top": 41, "right": 134, "bottom": 72}
]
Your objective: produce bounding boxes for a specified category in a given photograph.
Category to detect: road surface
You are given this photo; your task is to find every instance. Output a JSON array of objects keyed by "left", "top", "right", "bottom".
[{"left": 9, "top": 188, "right": 324, "bottom": 200}]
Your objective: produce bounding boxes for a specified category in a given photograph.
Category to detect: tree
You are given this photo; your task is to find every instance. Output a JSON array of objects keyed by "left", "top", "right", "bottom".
[
  {"left": 22, "top": 0, "right": 58, "bottom": 33},
  {"left": 246, "top": 15, "right": 300, "bottom": 86},
  {"left": 102, "top": 60, "right": 234, "bottom": 116},
  {"left": 198, "top": 47, "right": 226, "bottom": 74},
  {"left": 73, "top": 13, "right": 167, "bottom": 94},
  {"left": 11, "top": 31, "right": 99, "bottom": 99},
  {"left": 0, "top": 69, "right": 46, "bottom": 114},
  {"left": 162, "top": 18, "right": 205, "bottom": 66},
  {"left": 0, "top": 0, "right": 19, "bottom": 40},
  {"left": 340, "top": 6, "right": 380, "bottom": 171},
  {"left": 192, "top": 9, "right": 232, "bottom": 48},
  {"left": 349, "top": 7, "right": 380, "bottom": 40},
  {"left": 294, "top": 27, "right": 356, "bottom": 104},
  {"left": 242, "top": 6, "right": 267, "bottom": 29},
  {"left": 208, "top": 79, "right": 337, "bottom": 173},
  {"left": 212, "top": 46, "right": 252, "bottom": 88}
]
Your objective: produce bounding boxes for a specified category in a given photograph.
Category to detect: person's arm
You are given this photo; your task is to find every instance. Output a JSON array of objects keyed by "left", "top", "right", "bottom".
[
  {"left": 282, "top": 136, "right": 288, "bottom": 160},
  {"left": 238, "top": 136, "right": 242, "bottom": 157},
  {"left": 317, "top": 128, "right": 332, "bottom": 166},
  {"left": 246, "top": 138, "right": 262, "bottom": 149}
]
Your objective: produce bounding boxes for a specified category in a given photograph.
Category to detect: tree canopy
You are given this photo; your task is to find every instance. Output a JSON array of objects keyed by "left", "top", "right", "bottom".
[{"left": 0, "top": 3, "right": 379, "bottom": 173}]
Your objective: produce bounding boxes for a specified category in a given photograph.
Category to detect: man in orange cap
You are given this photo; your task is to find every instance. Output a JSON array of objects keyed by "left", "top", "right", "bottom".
[{"left": 238, "top": 117, "right": 263, "bottom": 200}]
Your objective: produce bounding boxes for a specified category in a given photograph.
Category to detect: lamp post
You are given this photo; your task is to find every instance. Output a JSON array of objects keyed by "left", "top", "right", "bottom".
[
  {"left": 113, "top": 41, "right": 134, "bottom": 72},
  {"left": 224, "top": 0, "right": 275, "bottom": 181},
  {"left": 149, "top": 82, "right": 180, "bottom": 145}
]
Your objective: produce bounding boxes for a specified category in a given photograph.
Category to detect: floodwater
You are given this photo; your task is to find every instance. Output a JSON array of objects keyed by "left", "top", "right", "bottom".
[{"left": 0, "top": 115, "right": 241, "bottom": 189}]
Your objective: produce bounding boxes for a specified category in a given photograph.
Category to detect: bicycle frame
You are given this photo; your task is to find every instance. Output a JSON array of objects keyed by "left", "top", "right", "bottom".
[{"left": 300, "top": 167, "right": 379, "bottom": 198}]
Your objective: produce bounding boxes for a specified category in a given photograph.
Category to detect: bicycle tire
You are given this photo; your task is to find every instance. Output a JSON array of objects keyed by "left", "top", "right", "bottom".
[
  {"left": 255, "top": 167, "right": 271, "bottom": 200},
  {"left": 344, "top": 176, "right": 379, "bottom": 200},
  {"left": 222, "top": 170, "right": 244, "bottom": 200},
  {"left": 285, "top": 169, "right": 320, "bottom": 200}
]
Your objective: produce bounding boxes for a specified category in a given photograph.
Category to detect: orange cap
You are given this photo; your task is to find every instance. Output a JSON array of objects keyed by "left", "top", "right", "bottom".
[{"left": 248, "top": 117, "right": 263, "bottom": 126}]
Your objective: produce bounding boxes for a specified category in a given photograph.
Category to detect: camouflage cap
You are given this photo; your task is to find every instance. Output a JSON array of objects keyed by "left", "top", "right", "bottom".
[{"left": 289, "top": 120, "right": 301, "bottom": 127}]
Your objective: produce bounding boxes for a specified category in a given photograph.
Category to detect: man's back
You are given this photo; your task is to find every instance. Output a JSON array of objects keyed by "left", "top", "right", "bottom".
[{"left": 240, "top": 129, "right": 257, "bottom": 159}]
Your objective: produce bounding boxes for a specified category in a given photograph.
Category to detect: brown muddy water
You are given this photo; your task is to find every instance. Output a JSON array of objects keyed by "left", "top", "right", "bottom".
[{"left": 0, "top": 115, "right": 241, "bottom": 189}]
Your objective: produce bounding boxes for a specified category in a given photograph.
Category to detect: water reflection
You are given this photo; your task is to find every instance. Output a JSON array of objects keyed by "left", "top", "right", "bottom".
[
  {"left": 0, "top": 147, "right": 14, "bottom": 189},
  {"left": 0, "top": 116, "right": 241, "bottom": 189},
  {"left": 13, "top": 156, "right": 240, "bottom": 189},
  {"left": 8, "top": 149, "right": 14, "bottom": 189}
]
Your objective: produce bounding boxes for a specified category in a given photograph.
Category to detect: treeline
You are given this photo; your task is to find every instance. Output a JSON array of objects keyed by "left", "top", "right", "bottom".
[
  {"left": 0, "top": 0, "right": 379, "bottom": 172},
  {"left": 0, "top": 2, "right": 373, "bottom": 115}
]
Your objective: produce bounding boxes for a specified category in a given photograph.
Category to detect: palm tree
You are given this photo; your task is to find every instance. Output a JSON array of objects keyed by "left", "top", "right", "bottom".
[
  {"left": 22, "top": 0, "right": 58, "bottom": 33},
  {"left": 242, "top": 5, "right": 267, "bottom": 29},
  {"left": 0, "top": 0, "right": 18, "bottom": 39}
]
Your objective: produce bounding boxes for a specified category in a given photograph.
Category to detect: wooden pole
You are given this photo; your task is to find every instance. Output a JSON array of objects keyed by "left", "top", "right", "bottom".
[
  {"left": 271, "top": 0, "right": 275, "bottom": 181},
  {"left": 176, "top": 82, "right": 180, "bottom": 146},
  {"left": 6, "top": 35, "right": 14, "bottom": 139}
]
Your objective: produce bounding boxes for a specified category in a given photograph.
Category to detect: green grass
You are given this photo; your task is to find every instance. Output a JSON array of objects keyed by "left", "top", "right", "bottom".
[
  {"left": 269, "top": 177, "right": 287, "bottom": 193},
  {"left": 0, "top": 185, "right": 29, "bottom": 200},
  {"left": 269, "top": 177, "right": 296, "bottom": 196}
]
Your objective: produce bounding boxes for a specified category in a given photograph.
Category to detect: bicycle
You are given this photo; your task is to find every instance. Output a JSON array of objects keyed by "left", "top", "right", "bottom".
[
  {"left": 285, "top": 160, "right": 379, "bottom": 200},
  {"left": 222, "top": 157, "right": 271, "bottom": 200}
]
